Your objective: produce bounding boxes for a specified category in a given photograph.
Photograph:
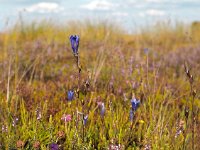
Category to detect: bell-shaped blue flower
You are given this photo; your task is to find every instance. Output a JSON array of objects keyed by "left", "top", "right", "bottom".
[
  {"left": 131, "top": 98, "right": 140, "bottom": 111},
  {"left": 144, "top": 48, "right": 149, "bottom": 54},
  {"left": 67, "top": 90, "right": 74, "bottom": 101},
  {"left": 69, "top": 35, "right": 80, "bottom": 56},
  {"left": 100, "top": 103, "right": 105, "bottom": 117},
  {"left": 83, "top": 115, "right": 88, "bottom": 126}
]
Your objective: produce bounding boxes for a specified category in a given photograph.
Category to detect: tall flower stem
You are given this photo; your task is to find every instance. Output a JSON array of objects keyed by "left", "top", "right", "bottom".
[
  {"left": 75, "top": 55, "right": 81, "bottom": 98},
  {"left": 69, "top": 35, "right": 80, "bottom": 98},
  {"left": 188, "top": 71, "right": 196, "bottom": 150},
  {"left": 81, "top": 100, "right": 85, "bottom": 142},
  {"left": 183, "top": 63, "right": 196, "bottom": 150},
  {"left": 190, "top": 82, "right": 195, "bottom": 150},
  {"left": 183, "top": 106, "right": 189, "bottom": 150},
  {"left": 82, "top": 114, "right": 85, "bottom": 142},
  {"left": 145, "top": 50, "right": 149, "bottom": 91}
]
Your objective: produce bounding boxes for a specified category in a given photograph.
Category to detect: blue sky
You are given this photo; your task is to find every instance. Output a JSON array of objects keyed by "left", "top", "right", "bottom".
[{"left": 0, "top": 0, "right": 200, "bottom": 31}]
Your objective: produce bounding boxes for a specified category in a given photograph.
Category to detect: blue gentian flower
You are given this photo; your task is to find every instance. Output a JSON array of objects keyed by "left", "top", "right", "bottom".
[
  {"left": 100, "top": 103, "right": 105, "bottom": 117},
  {"left": 69, "top": 35, "right": 80, "bottom": 56},
  {"left": 83, "top": 115, "right": 88, "bottom": 126},
  {"left": 130, "top": 109, "right": 134, "bottom": 121},
  {"left": 144, "top": 48, "right": 149, "bottom": 54},
  {"left": 49, "top": 143, "right": 59, "bottom": 150},
  {"left": 131, "top": 98, "right": 140, "bottom": 111},
  {"left": 67, "top": 90, "right": 74, "bottom": 101}
]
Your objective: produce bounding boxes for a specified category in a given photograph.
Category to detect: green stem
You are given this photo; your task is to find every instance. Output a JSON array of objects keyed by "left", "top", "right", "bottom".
[
  {"left": 191, "top": 85, "right": 195, "bottom": 150},
  {"left": 75, "top": 55, "right": 81, "bottom": 98}
]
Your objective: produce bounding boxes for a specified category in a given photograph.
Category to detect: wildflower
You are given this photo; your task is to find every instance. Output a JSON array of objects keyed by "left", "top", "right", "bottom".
[
  {"left": 101, "top": 103, "right": 105, "bottom": 117},
  {"left": 49, "top": 143, "right": 59, "bottom": 150},
  {"left": 175, "top": 120, "right": 184, "bottom": 138},
  {"left": 109, "top": 144, "right": 120, "bottom": 150},
  {"left": 144, "top": 48, "right": 149, "bottom": 54},
  {"left": 131, "top": 98, "right": 140, "bottom": 111},
  {"left": 175, "top": 129, "right": 182, "bottom": 138},
  {"left": 139, "top": 120, "right": 145, "bottom": 124},
  {"left": 97, "top": 102, "right": 105, "bottom": 116},
  {"left": 61, "top": 114, "right": 72, "bottom": 122},
  {"left": 144, "top": 144, "right": 151, "bottom": 150},
  {"left": 109, "top": 143, "right": 123, "bottom": 150},
  {"left": 2, "top": 125, "right": 8, "bottom": 132},
  {"left": 97, "top": 101, "right": 102, "bottom": 106},
  {"left": 36, "top": 108, "right": 42, "bottom": 120},
  {"left": 12, "top": 117, "right": 19, "bottom": 127},
  {"left": 67, "top": 90, "right": 74, "bottom": 101},
  {"left": 69, "top": 35, "right": 80, "bottom": 56},
  {"left": 83, "top": 115, "right": 88, "bottom": 126}
]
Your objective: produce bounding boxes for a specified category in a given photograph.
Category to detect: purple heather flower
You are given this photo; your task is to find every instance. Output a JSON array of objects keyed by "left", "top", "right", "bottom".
[
  {"left": 83, "top": 115, "right": 88, "bottom": 126},
  {"left": 61, "top": 114, "right": 72, "bottom": 122},
  {"left": 131, "top": 98, "right": 140, "bottom": 111},
  {"left": 69, "top": 35, "right": 80, "bottom": 56},
  {"left": 67, "top": 90, "right": 74, "bottom": 101},
  {"left": 97, "top": 101, "right": 102, "bottom": 106},
  {"left": 49, "top": 143, "right": 59, "bottom": 150}
]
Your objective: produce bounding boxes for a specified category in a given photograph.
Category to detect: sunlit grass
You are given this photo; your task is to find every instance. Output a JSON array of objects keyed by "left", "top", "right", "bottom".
[{"left": 0, "top": 20, "right": 200, "bottom": 149}]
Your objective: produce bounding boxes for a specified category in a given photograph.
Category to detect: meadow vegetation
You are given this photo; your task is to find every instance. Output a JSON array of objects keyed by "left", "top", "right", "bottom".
[{"left": 0, "top": 20, "right": 200, "bottom": 149}]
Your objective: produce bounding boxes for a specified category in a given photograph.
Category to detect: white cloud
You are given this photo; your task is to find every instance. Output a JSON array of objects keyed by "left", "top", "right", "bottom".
[
  {"left": 146, "top": 9, "right": 165, "bottom": 16},
  {"left": 139, "top": 9, "right": 166, "bottom": 17},
  {"left": 80, "top": 0, "right": 118, "bottom": 11},
  {"left": 128, "top": 0, "right": 163, "bottom": 3},
  {"left": 112, "top": 12, "right": 129, "bottom": 17},
  {"left": 145, "top": 0, "right": 162, "bottom": 3},
  {"left": 139, "top": 12, "right": 145, "bottom": 17},
  {"left": 25, "top": 2, "right": 63, "bottom": 13}
]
